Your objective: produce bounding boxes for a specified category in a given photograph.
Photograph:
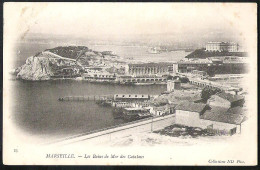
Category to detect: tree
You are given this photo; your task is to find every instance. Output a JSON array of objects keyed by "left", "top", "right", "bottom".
[
  {"left": 179, "top": 77, "right": 189, "bottom": 83},
  {"left": 201, "top": 87, "right": 221, "bottom": 101}
]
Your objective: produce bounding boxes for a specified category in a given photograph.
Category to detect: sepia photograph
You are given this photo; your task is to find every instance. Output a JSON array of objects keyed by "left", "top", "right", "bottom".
[{"left": 3, "top": 2, "right": 257, "bottom": 165}]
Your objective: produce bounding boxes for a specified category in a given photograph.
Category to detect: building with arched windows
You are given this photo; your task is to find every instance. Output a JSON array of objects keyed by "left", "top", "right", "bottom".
[{"left": 125, "top": 63, "right": 173, "bottom": 76}]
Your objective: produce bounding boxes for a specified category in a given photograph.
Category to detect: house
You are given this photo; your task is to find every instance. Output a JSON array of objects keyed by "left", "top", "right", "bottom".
[
  {"left": 207, "top": 92, "right": 245, "bottom": 108},
  {"left": 200, "top": 106, "right": 246, "bottom": 134},
  {"left": 175, "top": 102, "right": 208, "bottom": 127},
  {"left": 150, "top": 105, "right": 169, "bottom": 116}
]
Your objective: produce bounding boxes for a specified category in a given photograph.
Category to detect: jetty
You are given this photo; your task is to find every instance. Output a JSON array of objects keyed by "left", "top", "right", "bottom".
[{"left": 58, "top": 95, "right": 113, "bottom": 101}]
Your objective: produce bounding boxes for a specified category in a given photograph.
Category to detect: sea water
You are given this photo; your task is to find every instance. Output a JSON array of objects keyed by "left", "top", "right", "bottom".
[{"left": 9, "top": 40, "right": 187, "bottom": 140}]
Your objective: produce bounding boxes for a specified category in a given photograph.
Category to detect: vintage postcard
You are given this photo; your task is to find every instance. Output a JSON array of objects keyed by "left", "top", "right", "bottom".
[{"left": 3, "top": 2, "right": 257, "bottom": 165}]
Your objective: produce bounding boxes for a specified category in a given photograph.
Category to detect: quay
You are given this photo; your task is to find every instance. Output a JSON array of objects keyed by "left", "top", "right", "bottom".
[{"left": 58, "top": 95, "right": 113, "bottom": 101}]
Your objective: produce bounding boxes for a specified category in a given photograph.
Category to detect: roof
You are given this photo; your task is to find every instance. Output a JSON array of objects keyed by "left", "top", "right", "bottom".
[
  {"left": 216, "top": 92, "right": 244, "bottom": 102},
  {"left": 124, "top": 108, "right": 146, "bottom": 111},
  {"left": 114, "top": 94, "right": 150, "bottom": 100},
  {"left": 166, "top": 90, "right": 202, "bottom": 104},
  {"left": 227, "top": 106, "right": 244, "bottom": 115},
  {"left": 175, "top": 102, "right": 207, "bottom": 113},
  {"left": 129, "top": 62, "right": 173, "bottom": 67},
  {"left": 201, "top": 106, "right": 245, "bottom": 125}
]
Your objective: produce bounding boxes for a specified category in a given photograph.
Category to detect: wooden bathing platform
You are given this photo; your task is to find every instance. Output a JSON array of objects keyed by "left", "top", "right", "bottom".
[{"left": 58, "top": 95, "right": 113, "bottom": 101}]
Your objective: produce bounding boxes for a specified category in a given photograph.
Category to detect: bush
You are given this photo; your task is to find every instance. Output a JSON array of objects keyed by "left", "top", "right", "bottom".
[{"left": 201, "top": 87, "right": 221, "bottom": 101}]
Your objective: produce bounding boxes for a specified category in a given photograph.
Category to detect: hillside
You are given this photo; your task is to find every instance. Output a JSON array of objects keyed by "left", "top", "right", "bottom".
[
  {"left": 185, "top": 48, "right": 248, "bottom": 59},
  {"left": 45, "top": 46, "right": 90, "bottom": 59}
]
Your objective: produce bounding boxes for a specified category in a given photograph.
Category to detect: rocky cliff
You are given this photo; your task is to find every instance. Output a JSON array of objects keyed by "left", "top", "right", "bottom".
[{"left": 17, "top": 56, "right": 54, "bottom": 81}]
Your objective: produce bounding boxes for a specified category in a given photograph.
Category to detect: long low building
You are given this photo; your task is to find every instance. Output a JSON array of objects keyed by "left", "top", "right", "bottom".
[
  {"left": 116, "top": 75, "right": 167, "bottom": 84},
  {"left": 125, "top": 62, "right": 173, "bottom": 76},
  {"left": 114, "top": 94, "right": 150, "bottom": 101},
  {"left": 82, "top": 72, "right": 116, "bottom": 82}
]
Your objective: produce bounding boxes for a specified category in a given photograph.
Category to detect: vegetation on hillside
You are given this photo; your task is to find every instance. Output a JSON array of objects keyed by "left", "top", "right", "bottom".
[
  {"left": 185, "top": 48, "right": 248, "bottom": 59},
  {"left": 201, "top": 87, "right": 221, "bottom": 102},
  {"left": 46, "top": 46, "right": 89, "bottom": 59}
]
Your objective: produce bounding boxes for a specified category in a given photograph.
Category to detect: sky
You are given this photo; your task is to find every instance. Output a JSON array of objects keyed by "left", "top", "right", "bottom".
[{"left": 4, "top": 3, "right": 257, "bottom": 43}]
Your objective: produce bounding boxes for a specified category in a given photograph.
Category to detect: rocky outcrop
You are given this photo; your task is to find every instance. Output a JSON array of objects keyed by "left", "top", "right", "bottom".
[
  {"left": 17, "top": 56, "right": 54, "bottom": 81},
  {"left": 10, "top": 66, "right": 22, "bottom": 75}
]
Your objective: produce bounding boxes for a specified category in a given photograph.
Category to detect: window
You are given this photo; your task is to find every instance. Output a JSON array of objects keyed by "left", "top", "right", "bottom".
[
  {"left": 129, "top": 95, "right": 131, "bottom": 97},
  {"left": 122, "top": 95, "right": 125, "bottom": 97},
  {"left": 135, "top": 95, "right": 137, "bottom": 97}
]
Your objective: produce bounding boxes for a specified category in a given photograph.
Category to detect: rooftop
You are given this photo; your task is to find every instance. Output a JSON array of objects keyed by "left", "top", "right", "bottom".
[
  {"left": 177, "top": 59, "right": 212, "bottom": 64},
  {"left": 129, "top": 62, "right": 173, "bottom": 67},
  {"left": 175, "top": 102, "right": 207, "bottom": 113},
  {"left": 201, "top": 106, "right": 245, "bottom": 125},
  {"left": 124, "top": 108, "right": 147, "bottom": 111},
  {"left": 215, "top": 92, "right": 244, "bottom": 102},
  {"left": 114, "top": 94, "right": 149, "bottom": 98}
]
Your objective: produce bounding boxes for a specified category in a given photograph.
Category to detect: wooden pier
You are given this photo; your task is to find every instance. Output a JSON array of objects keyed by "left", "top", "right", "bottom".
[{"left": 58, "top": 95, "right": 113, "bottom": 101}]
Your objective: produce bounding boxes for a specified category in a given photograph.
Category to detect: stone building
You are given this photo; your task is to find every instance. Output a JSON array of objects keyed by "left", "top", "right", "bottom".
[
  {"left": 125, "top": 63, "right": 173, "bottom": 76},
  {"left": 114, "top": 94, "right": 150, "bottom": 102},
  {"left": 205, "top": 42, "right": 239, "bottom": 52}
]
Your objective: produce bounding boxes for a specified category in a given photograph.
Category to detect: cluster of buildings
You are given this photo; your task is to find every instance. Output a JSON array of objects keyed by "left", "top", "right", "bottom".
[
  {"left": 105, "top": 78, "right": 246, "bottom": 136},
  {"left": 108, "top": 93, "right": 176, "bottom": 120},
  {"left": 167, "top": 78, "right": 246, "bottom": 135},
  {"left": 81, "top": 41, "right": 248, "bottom": 136},
  {"left": 81, "top": 62, "right": 173, "bottom": 84},
  {"left": 175, "top": 91, "right": 245, "bottom": 135},
  {"left": 173, "top": 57, "right": 248, "bottom": 75}
]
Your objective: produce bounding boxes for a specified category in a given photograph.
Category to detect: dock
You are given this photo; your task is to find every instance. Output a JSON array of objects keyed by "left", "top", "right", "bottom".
[{"left": 58, "top": 95, "right": 113, "bottom": 101}]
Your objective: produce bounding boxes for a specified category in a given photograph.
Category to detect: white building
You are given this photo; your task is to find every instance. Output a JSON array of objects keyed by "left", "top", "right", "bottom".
[
  {"left": 175, "top": 102, "right": 208, "bottom": 127},
  {"left": 205, "top": 42, "right": 239, "bottom": 52}
]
